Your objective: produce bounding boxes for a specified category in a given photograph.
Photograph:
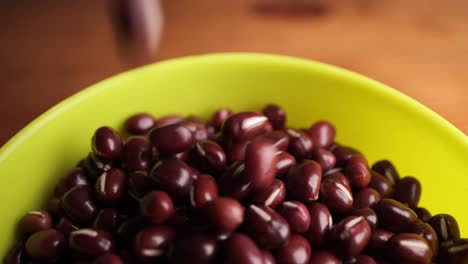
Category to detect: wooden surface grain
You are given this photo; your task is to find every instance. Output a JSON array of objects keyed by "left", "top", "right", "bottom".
[{"left": 0, "top": 0, "right": 467, "bottom": 146}]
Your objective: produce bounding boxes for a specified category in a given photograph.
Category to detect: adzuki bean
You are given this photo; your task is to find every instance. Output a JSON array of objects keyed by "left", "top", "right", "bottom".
[{"left": 4, "top": 105, "right": 466, "bottom": 264}]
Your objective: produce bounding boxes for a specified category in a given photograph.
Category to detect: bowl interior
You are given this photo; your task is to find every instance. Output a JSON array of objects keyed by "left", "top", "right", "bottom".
[{"left": 1, "top": 53, "right": 467, "bottom": 256}]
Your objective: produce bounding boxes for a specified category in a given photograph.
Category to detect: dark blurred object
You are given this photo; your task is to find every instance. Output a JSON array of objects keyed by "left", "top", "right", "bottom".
[{"left": 110, "top": 0, "right": 163, "bottom": 65}]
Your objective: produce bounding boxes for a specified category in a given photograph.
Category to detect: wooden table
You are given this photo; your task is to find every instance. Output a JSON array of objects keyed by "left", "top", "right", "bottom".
[{"left": 1, "top": 0, "right": 467, "bottom": 145}]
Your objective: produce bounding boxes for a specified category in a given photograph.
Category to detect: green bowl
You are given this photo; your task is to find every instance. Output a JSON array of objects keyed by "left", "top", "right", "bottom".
[{"left": 1, "top": 53, "right": 467, "bottom": 256}]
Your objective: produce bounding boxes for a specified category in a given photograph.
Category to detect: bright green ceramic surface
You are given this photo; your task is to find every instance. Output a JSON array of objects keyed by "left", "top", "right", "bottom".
[{"left": 1, "top": 53, "right": 467, "bottom": 256}]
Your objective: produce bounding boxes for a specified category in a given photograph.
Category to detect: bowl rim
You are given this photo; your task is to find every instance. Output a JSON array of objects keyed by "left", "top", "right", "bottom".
[{"left": 0, "top": 52, "right": 466, "bottom": 161}]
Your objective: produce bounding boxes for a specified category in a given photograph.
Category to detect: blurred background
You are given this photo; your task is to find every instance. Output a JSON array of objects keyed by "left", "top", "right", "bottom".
[{"left": 1, "top": 0, "right": 467, "bottom": 145}]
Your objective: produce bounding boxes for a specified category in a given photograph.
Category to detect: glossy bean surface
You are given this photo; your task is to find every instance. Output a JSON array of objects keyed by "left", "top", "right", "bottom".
[
  {"left": 251, "top": 179, "right": 286, "bottom": 209},
  {"left": 428, "top": 214, "right": 460, "bottom": 242},
  {"left": 277, "top": 201, "right": 310, "bottom": 233},
  {"left": 222, "top": 233, "right": 264, "bottom": 264},
  {"left": 25, "top": 229, "right": 66, "bottom": 262},
  {"left": 285, "top": 160, "right": 322, "bottom": 202},
  {"left": 69, "top": 228, "right": 115, "bottom": 257},
  {"left": 125, "top": 113, "right": 155, "bottom": 134},
  {"left": 308, "top": 120, "right": 336, "bottom": 149},
  {"left": 327, "top": 216, "right": 371, "bottom": 258},
  {"left": 262, "top": 104, "right": 286, "bottom": 130},
  {"left": 386, "top": 233, "right": 432, "bottom": 264},
  {"left": 150, "top": 123, "right": 196, "bottom": 154},
  {"left": 374, "top": 198, "right": 418, "bottom": 232},
  {"left": 222, "top": 112, "right": 269, "bottom": 142},
  {"left": 244, "top": 205, "right": 290, "bottom": 250},
  {"left": 394, "top": 176, "right": 421, "bottom": 208},
  {"left": 307, "top": 202, "right": 333, "bottom": 247},
  {"left": 150, "top": 158, "right": 194, "bottom": 198},
  {"left": 244, "top": 138, "right": 278, "bottom": 191},
  {"left": 274, "top": 234, "right": 311, "bottom": 264}
]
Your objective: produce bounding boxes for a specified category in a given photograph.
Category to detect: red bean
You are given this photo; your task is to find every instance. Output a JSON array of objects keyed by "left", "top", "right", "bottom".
[
  {"left": 57, "top": 217, "right": 80, "bottom": 238},
  {"left": 190, "top": 174, "right": 219, "bottom": 208},
  {"left": 183, "top": 120, "right": 210, "bottom": 142},
  {"left": 125, "top": 113, "right": 155, "bottom": 135},
  {"left": 186, "top": 115, "right": 205, "bottom": 125},
  {"left": 414, "top": 207, "right": 431, "bottom": 223},
  {"left": 222, "top": 112, "right": 269, "bottom": 142},
  {"left": 311, "top": 148, "right": 336, "bottom": 172},
  {"left": 127, "top": 171, "right": 156, "bottom": 199},
  {"left": 275, "top": 151, "right": 296, "bottom": 178},
  {"left": 153, "top": 114, "right": 183, "bottom": 127},
  {"left": 140, "top": 191, "right": 174, "bottom": 224},
  {"left": 410, "top": 220, "right": 439, "bottom": 258},
  {"left": 95, "top": 168, "right": 127, "bottom": 205},
  {"left": 262, "top": 104, "right": 286, "bottom": 130},
  {"left": 92, "top": 127, "right": 123, "bottom": 160},
  {"left": 308, "top": 249, "right": 340, "bottom": 264},
  {"left": 344, "top": 156, "right": 371, "bottom": 189},
  {"left": 428, "top": 214, "right": 460, "bottom": 242},
  {"left": 286, "top": 129, "right": 313, "bottom": 159},
  {"left": 218, "top": 162, "right": 253, "bottom": 200},
  {"left": 149, "top": 122, "right": 196, "bottom": 154},
  {"left": 371, "top": 160, "right": 400, "bottom": 184},
  {"left": 368, "top": 170, "right": 394, "bottom": 198},
  {"left": 133, "top": 226, "right": 175, "bottom": 262},
  {"left": 251, "top": 179, "right": 286, "bottom": 209},
  {"left": 191, "top": 140, "right": 227, "bottom": 174},
  {"left": 3, "top": 239, "right": 28, "bottom": 264},
  {"left": 277, "top": 201, "right": 310, "bottom": 233},
  {"left": 386, "top": 233, "right": 432, "bottom": 264},
  {"left": 438, "top": 238, "right": 468, "bottom": 264},
  {"left": 222, "top": 233, "right": 264, "bottom": 264},
  {"left": 205, "top": 197, "right": 244, "bottom": 235},
  {"left": 121, "top": 136, "right": 156, "bottom": 172},
  {"left": 320, "top": 175, "right": 354, "bottom": 214},
  {"left": 25, "top": 229, "right": 66, "bottom": 262},
  {"left": 367, "top": 229, "right": 394, "bottom": 253},
  {"left": 327, "top": 216, "right": 371, "bottom": 258},
  {"left": 325, "top": 171, "right": 351, "bottom": 189},
  {"left": 350, "top": 207, "right": 378, "bottom": 230},
  {"left": 306, "top": 202, "right": 333, "bottom": 247},
  {"left": 18, "top": 210, "right": 53, "bottom": 236},
  {"left": 150, "top": 158, "right": 194, "bottom": 198},
  {"left": 244, "top": 205, "right": 290, "bottom": 250},
  {"left": 226, "top": 139, "right": 249, "bottom": 163},
  {"left": 46, "top": 197, "right": 65, "bottom": 219},
  {"left": 69, "top": 228, "right": 115, "bottom": 257},
  {"left": 55, "top": 167, "right": 90, "bottom": 197},
  {"left": 258, "top": 130, "right": 290, "bottom": 151},
  {"left": 285, "top": 160, "right": 322, "bottom": 203},
  {"left": 353, "top": 188, "right": 381, "bottom": 209},
  {"left": 169, "top": 234, "right": 218, "bottom": 264},
  {"left": 274, "top": 234, "right": 311, "bottom": 264},
  {"left": 210, "top": 108, "right": 233, "bottom": 131},
  {"left": 82, "top": 152, "right": 114, "bottom": 179},
  {"left": 394, "top": 176, "right": 421, "bottom": 208},
  {"left": 93, "top": 208, "right": 120, "bottom": 233},
  {"left": 308, "top": 120, "right": 335, "bottom": 149},
  {"left": 61, "top": 185, "right": 97, "bottom": 224},
  {"left": 374, "top": 199, "right": 418, "bottom": 233},
  {"left": 243, "top": 138, "right": 278, "bottom": 191},
  {"left": 333, "top": 145, "right": 360, "bottom": 167}
]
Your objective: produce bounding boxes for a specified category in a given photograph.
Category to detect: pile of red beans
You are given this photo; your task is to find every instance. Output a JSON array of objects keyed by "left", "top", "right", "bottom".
[{"left": 4, "top": 104, "right": 467, "bottom": 264}]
